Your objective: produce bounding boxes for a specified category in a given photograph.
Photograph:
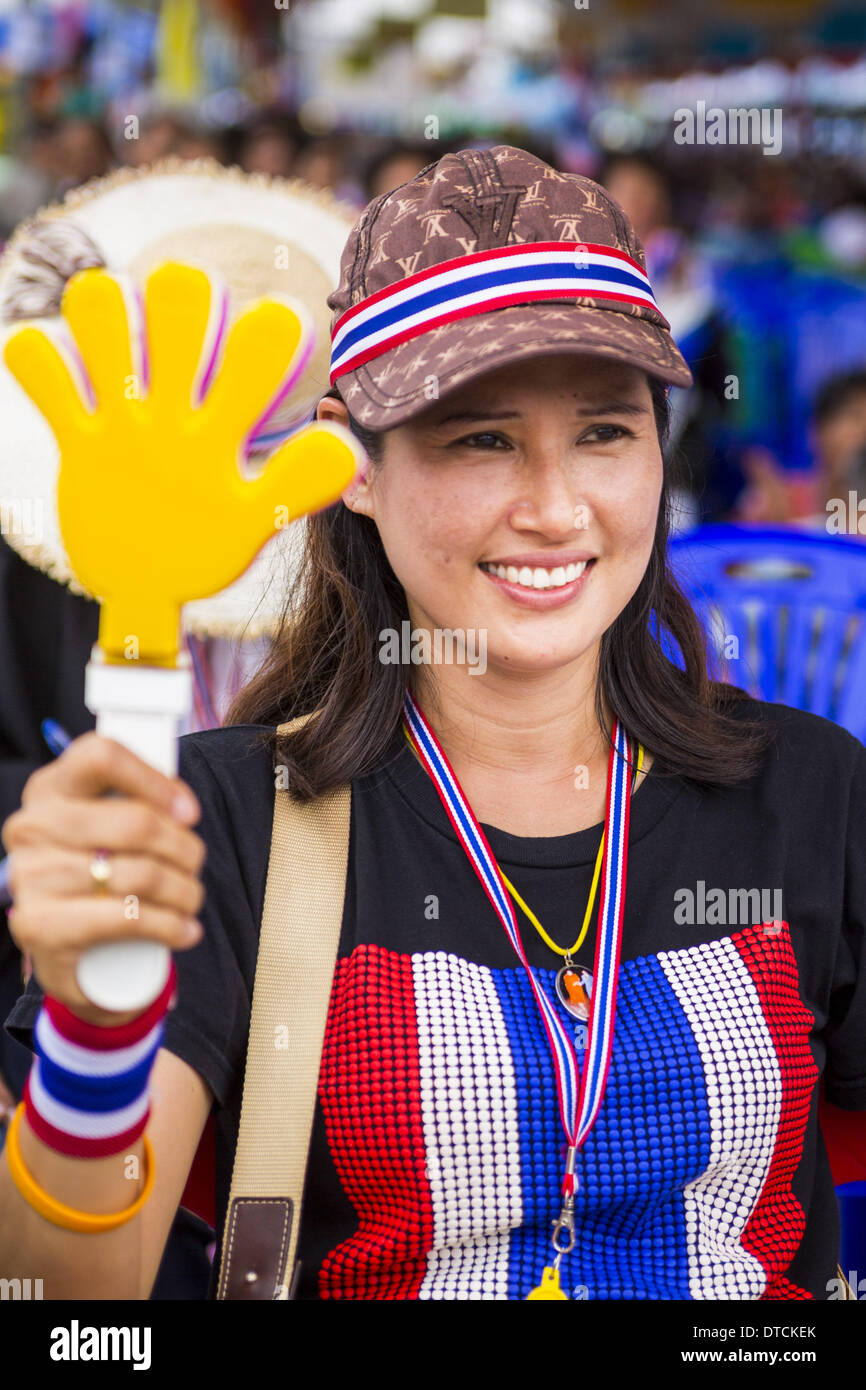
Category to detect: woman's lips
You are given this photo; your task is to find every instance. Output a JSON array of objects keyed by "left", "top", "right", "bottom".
[{"left": 477, "top": 559, "right": 595, "bottom": 609}]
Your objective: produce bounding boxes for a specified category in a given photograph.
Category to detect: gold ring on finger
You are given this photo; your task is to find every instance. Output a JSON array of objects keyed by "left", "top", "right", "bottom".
[{"left": 89, "top": 849, "right": 113, "bottom": 895}]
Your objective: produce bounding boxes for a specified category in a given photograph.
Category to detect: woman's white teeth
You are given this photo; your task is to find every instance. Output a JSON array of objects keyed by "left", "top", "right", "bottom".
[{"left": 481, "top": 560, "right": 588, "bottom": 590}]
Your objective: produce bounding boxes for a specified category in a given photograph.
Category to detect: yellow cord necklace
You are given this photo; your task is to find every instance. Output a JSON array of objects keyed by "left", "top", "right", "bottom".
[{"left": 402, "top": 725, "right": 645, "bottom": 962}]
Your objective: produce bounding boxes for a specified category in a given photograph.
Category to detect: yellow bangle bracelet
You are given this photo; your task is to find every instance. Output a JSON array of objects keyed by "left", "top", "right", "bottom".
[{"left": 4, "top": 1103, "right": 155, "bottom": 1234}]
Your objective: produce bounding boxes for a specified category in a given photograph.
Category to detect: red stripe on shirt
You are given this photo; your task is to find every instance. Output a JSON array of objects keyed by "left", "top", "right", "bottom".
[
  {"left": 733, "top": 922, "right": 819, "bottom": 1300},
  {"left": 317, "top": 943, "right": 434, "bottom": 1299}
]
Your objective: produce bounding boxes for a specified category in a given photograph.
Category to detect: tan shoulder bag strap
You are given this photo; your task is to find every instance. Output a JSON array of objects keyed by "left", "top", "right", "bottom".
[{"left": 216, "top": 714, "right": 351, "bottom": 1300}]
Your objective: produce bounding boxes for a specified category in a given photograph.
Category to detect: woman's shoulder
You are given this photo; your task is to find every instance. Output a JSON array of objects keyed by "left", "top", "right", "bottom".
[
  {"left": 180, "top": 721, "right": 277, "bottom": 763},
  {"left": 720, "top": 686, "right": 866, "bottom": 784},
  {"left": 177, "top": 723, "right": 278, "bottom": 814}
]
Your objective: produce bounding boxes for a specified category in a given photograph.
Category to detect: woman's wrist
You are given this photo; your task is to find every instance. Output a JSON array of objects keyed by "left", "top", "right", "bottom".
[
  {"left": 44, "top": 963, "right": 177, "bottom": 1047},
  {"left": 68, "top": 1003, "right": 153, "bottom": 1029},
  {"left": 23, "top": 961, "right": 177, "bottom": 1159}
]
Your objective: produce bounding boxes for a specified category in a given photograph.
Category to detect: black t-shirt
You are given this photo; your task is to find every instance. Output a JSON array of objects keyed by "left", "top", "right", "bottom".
[
  {"left": 0, "top": 535, "right": 99, "bottom": 1097},
  {"left": 6, "top": 695, "right": 866, "bottom": 1300}
]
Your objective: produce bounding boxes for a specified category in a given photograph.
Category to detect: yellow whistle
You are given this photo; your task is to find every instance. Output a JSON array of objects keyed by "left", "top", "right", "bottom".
[{"left": 526, "top": 1266, "right": 569, "bottom": 1300}]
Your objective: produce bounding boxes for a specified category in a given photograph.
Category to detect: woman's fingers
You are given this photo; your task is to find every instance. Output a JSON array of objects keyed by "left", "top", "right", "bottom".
[
  {"left": 20, "top": 731, "right": 201, "bottom": 824},
  {"left": 4, "top": 792, "right": 205, "bottom": 877},
  {"left": 0, "top": 732, "right": 209, "bottom": 1019},
  {"left": 11, "top": 895, "right": 201, "bottom": 952},
  {"left": 6, "top": 846, "right": 205, "bottom": 920}
]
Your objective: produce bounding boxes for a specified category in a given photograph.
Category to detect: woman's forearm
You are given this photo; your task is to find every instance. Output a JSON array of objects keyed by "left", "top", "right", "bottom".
[{"left": 0, "top": 1110, "right": 146, "bottom": 1300}]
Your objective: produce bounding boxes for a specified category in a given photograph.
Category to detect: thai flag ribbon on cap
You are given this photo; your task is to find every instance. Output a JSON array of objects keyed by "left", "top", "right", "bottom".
[
  {"left": 330, "top": 240, "right": 668, "bottom": 383},
  {"left": 401, "top": 688, "right": 633, "bottom": 1196}
]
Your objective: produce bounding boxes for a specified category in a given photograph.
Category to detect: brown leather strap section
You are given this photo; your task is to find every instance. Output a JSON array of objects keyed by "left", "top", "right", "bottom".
[{"left": 217, "top": 1198, "right": 294, "bottom": 1300}]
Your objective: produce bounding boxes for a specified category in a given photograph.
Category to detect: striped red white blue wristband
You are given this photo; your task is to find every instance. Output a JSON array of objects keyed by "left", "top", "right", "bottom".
[
  {"left": 329, "top": 240, "right": 668, "bottom": 384},
  {"left": 23, "top": 961, "right": 177, "bottom": 1159}
]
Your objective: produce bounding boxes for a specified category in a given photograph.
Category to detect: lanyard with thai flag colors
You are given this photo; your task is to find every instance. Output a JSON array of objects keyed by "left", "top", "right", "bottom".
[{"left": 401, "top": 686, "right": 635, "bottom": 1299}]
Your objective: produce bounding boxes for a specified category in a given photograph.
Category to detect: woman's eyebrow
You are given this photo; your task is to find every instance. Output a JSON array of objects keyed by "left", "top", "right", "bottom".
[
  {"left": 429, "top": 400, "right": 649, "bottom": 427},
  {"left": 575, "top": 400, "right": 650, "bottom": 417}
]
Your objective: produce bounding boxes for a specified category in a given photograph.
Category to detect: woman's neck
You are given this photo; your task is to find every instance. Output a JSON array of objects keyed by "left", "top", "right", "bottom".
[{"left": 409, "top": 657, "right": 634, "bottom": 837}]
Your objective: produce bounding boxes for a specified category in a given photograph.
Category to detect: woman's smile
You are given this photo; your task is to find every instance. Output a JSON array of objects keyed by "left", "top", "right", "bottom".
[{"left": 478, "top": 556, "right": 597, "bottom": 609}]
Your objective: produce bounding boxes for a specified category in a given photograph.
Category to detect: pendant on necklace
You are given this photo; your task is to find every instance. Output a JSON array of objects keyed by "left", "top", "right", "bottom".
[
  {"left": 555, "top": 964, "right": 593, "bottom": 1021},
  {"left": 556, "top": 965, "right": 593, "bottom": 1053}
]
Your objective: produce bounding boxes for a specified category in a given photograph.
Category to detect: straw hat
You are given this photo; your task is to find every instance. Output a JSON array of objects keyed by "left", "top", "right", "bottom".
[{"left": 0, "top": 158, "right": 358, "bottom": 639}]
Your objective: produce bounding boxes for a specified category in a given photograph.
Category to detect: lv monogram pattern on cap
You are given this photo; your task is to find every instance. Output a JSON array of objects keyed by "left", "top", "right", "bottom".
[{"left": 327, "top": 144, "right": 693, "bottom": 429}]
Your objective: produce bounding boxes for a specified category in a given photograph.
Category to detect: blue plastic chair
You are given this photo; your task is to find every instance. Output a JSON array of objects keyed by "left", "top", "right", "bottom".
[
  {"left": 668, "top": 524, "right": 866, "bottom": 743},
  {"left": 670, "top": 525, "right": 866, "bottom": 1281},
  {"left": 709, "top": 263, "right": 866, "bottom": 472},
  {"left": 837, "top": 1183, "right": 866, "bottom": 1292}
]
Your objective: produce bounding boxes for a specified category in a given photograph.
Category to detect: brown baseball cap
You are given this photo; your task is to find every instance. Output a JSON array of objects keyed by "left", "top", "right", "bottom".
[{"left": 327, "top": 143, "right": 693, "bottom": 431}]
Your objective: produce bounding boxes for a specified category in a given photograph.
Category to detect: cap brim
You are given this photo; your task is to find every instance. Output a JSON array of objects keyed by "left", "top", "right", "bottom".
[{"left": 334, "top": 300, "right": 694, "bottom": 431}]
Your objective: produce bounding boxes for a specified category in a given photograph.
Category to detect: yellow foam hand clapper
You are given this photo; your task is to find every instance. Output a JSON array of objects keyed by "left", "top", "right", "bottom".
[{"left": 2, "top": 261, "right": 362, "bottom": 664}]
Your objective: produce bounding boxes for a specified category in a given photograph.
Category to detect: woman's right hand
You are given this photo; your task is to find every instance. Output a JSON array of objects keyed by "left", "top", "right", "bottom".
[{"left": 1, "top": 732, "right": 206, "bottom": 1026}]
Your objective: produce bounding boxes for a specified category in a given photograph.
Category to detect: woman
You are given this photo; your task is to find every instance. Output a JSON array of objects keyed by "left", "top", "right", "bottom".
[{"left": 1, "top": 146, "right": 864, "bottom": 1302}]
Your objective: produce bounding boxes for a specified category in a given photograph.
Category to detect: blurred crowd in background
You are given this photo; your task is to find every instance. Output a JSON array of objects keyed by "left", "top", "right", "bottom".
[{"left": 1, "top": 0, "right": 866, "bottom": 531}]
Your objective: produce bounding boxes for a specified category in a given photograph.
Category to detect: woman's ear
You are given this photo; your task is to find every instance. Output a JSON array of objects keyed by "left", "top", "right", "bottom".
[
  {"left": 341, "top": 465, "right": 374, "bottom": 516},
  {"left": 316, "top": 395, "right": 374, "bottom": 514},
  {"left": 316, "top": 394, "right": 349, "bottom": 427}
]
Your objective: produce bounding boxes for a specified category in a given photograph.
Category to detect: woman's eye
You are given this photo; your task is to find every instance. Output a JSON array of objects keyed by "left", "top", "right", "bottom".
[
  {"left": 581, "top": 424, "right": 632, "bottom": 443},
  {"left": 453, "top": 432, "right": 509, "bottom": 450},
  {"left": 452, "top": 425, "right": 633, "bottom": 449}
]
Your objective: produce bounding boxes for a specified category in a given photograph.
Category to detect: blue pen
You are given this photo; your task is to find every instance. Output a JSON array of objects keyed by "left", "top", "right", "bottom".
[
  {"left": 41, "top": 718, "right": 72, "bottom": 757},
  {"left": 0, "top": 720, "right": 73, "bottom": 908}
]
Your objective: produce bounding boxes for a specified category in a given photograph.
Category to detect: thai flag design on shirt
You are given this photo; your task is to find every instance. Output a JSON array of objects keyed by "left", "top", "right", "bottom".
[{"left": 316, "top": 921, "right": 818, "bottom": 1300}]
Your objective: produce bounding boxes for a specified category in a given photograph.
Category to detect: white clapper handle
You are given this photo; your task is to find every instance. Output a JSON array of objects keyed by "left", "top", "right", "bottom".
[{"left": 77, "top": 648, "right": 194, "bottom": 1013}]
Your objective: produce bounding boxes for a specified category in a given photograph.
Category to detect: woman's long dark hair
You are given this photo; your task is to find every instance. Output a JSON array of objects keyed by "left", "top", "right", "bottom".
[{"left": 227, "top": 376, "right": 773, "bottom": 798}]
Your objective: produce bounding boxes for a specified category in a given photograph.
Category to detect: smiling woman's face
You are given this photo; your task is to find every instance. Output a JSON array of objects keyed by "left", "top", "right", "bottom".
[{"left": 334, "top": 352, "right": 663, "bottom": 680}]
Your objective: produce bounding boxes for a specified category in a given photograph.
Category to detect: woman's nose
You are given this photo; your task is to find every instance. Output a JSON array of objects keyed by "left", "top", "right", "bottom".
[{"left": 510, "top": 455, "right": 592, "bottom": 536}]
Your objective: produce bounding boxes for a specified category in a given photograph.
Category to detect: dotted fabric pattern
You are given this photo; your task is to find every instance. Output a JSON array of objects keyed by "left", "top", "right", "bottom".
[
  {"left": 317, "top": 949, "right": 432, "bottom": 1298},
  {"left": 316, "top": 922, "right": 818, "bottom": 1300}
]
